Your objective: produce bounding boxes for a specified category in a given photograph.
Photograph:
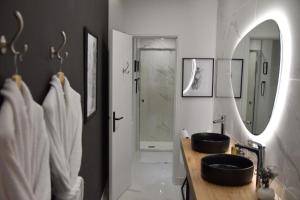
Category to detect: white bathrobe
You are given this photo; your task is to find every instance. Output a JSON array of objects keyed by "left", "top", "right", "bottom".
[
  {"left": 43, "top": 75, "right": 83, "bottom": 200},
  {"left": 0, "top": 79, "right": 51, "bottom": 200}
]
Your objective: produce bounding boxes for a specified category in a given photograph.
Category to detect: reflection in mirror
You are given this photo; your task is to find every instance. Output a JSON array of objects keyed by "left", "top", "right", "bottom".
[{"left": 232, "top": 20, "right": 281, "bottom": 135}]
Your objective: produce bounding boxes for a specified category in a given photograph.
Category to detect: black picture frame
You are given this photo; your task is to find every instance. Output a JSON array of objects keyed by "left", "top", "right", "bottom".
[
  {"left": 215, "top": 58, "right": 243, "bottom": 98},
  {"left": 231, "top": 59, "right": 244, "bottom": 98},
  {"left": 84, "top": 27, "right": 98, "bottom": 122},
  {"left": 182, "top": 58, "right": 214, "bottom": 97}
]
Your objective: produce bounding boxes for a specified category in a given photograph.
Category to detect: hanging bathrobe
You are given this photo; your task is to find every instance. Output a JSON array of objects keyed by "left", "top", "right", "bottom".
[
  {"left": 43, "top": 75, "right": 83, "bottom": 200},
  {"left": 0, "top": 79, "right": 51, "bottom": 200}
]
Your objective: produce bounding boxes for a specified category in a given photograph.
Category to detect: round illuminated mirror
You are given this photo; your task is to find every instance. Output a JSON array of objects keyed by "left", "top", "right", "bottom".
[{"left": 232, "top": 20, "right": 281, "bottom": 135}]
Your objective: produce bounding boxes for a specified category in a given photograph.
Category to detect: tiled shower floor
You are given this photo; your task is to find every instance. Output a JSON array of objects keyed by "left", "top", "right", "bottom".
[
  {"left": 119, "top": 151, "right": 181, "bottom": 200},
  {"left": 140, "top": 141, "right": 173, "bottom": 151}
]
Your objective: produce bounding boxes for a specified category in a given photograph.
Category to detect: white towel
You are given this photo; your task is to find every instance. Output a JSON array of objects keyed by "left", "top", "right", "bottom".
[
  {"left": 55, "top": 177, "right": 84, "bottom": 200},
  {"left": 43, "top": 75, "right": 83, "bottom": 200},
  {"left": 0, "top": 79, "right": 51, "bottom": 200}
]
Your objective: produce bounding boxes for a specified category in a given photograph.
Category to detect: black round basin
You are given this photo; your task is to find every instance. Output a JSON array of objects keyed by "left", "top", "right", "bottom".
[
  {"left": 201, "top": 154, "right": 254, "bottom": 186},
  {"left": 191, "top": 133, "right": 230, "bottom": 153}
]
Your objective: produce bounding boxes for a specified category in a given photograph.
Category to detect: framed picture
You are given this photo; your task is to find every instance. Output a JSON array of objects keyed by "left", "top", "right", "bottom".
[
  {"left": 84, "top": 27, "right": 98, "bottom": 122},
  {"left": 182, "top": 58, "right": 214, "bottom": 97},
  {"left": 215, "top": 58, "right": 243, "bottom": 98},
  {"left": 215, "top": 58, "right": 231, "bottom": 98},
  {"left": 231, "top": 59, "right": 244, "bottom": 98}
]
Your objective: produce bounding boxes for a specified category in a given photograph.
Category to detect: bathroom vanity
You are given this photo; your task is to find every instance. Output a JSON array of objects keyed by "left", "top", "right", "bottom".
[{"left": 180, "top": 138, "right": 257, "bottom": 200}]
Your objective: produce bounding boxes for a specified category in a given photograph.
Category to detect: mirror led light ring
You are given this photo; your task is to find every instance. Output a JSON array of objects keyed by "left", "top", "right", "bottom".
[{"left": 232, "top": 9, "right": 292, "bottom": 144}]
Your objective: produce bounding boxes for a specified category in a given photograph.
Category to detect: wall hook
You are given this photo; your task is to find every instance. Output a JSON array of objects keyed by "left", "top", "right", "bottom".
[
  {"left": 50, "top": 31, "right": 69, "bottom": 63},
  {"left": 0, "top": 35, "right": 8, "bottom": 54},
  {"left": 122, "top": 62, "right": 130, "bottom": 74},
  {"left": 0, "top": 11, "right": 28, "bottom": 57},
  {"left": 11, "top": 11, "right": 28, "bottom": 56}
]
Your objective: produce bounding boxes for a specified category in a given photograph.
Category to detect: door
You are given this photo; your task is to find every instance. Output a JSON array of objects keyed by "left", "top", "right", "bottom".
[
  {"left": 110, "top": 30, "right": 133, "bottom": 200},
  {"left": 139, "top": 50, "right": 176, "bottom": 148}
]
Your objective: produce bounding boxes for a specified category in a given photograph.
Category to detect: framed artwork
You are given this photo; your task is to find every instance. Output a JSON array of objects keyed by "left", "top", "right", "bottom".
[
  {"left": 182, "top": 58, "right": 214, "bottom": 97},
  {"left": 215, "top": 58, "right": 231, "bottom": 98},
  {"left": 231, "top": 59, "right": 244, "bottom": 98},
  {"left": 84, "top": 27, "right": 98, "bottom": 122}
]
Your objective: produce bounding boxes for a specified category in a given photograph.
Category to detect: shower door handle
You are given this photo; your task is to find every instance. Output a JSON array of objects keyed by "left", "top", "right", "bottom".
[
  {"left": 134, "top": 78, "right": 140, "bottom": 93},
  {"left": 113, "top": 112, "right": 124, "bottom": 132}
]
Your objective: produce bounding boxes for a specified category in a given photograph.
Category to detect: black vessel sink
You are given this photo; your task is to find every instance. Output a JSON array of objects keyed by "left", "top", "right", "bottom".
[
  {"left": 191, "top": 132, "right": 230, "bottom": 153},
  {"left": 201, "top": 154, "right": 254, "bottom": 186}
]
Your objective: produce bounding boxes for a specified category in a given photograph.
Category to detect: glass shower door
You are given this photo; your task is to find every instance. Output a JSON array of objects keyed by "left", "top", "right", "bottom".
[{"left": 139, "top": 49, "right": 176, "bottom": 151}]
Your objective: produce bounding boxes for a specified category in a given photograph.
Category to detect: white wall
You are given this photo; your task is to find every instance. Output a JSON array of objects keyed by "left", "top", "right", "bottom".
[
  {"left": 215, "top": 0, "right": 300, "bottom": 199},
  {"left": 109, "top": 0, "right": 218, "bottom": 183},
  {"left": 108, "top": 0, "right": 125, "bottom": 33}
]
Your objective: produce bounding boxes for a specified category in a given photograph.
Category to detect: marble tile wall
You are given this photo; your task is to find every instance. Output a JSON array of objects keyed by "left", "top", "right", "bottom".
[{"left": 214, "top": 0, "right": 300, "bottom": 199}]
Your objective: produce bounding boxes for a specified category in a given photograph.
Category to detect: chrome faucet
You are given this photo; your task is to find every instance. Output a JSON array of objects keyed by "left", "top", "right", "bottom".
[
  {"left": 235, "top": 140, "right": 266, "bottom": 189},
  {"left": 213, "top": 115, "right": 225, "bottom": 135}
]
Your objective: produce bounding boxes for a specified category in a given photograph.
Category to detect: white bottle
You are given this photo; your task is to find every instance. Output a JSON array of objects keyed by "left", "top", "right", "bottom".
[{"left": 180, "top": 128, "right": 190, "bottom": 139}]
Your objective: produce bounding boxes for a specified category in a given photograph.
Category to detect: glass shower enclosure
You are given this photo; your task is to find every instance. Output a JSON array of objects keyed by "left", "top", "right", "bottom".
[{"left": 134, "top": 37, "right": 176, "bottom": 151}]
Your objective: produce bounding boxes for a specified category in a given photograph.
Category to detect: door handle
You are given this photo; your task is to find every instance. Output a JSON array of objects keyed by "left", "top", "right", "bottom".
[
  {"left": 113, "top": 112, "right": 124, "bottom": 132},
  {"left": 134, "top": 78, "right": 140, "bottom": 93}
]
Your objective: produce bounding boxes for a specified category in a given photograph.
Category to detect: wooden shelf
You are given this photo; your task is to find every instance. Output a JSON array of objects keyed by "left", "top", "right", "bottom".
[{"left": 180, "top": 138, "right": 257, "bottom": 200}]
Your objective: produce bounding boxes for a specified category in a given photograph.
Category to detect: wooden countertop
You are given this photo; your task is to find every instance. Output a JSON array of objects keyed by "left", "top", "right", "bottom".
[{"left": 180, "top": 138, "right": 257, "bottom": 200}]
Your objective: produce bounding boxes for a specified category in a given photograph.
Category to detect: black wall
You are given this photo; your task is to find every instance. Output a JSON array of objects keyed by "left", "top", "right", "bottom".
[{"left": 0, "top": 1, "right": 108, "bottom": 200}]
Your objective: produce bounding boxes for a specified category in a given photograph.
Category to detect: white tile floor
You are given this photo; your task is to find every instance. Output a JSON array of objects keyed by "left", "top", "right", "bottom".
[{"left": 119, "top": 151, "right": 181, "bottom": 200}]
